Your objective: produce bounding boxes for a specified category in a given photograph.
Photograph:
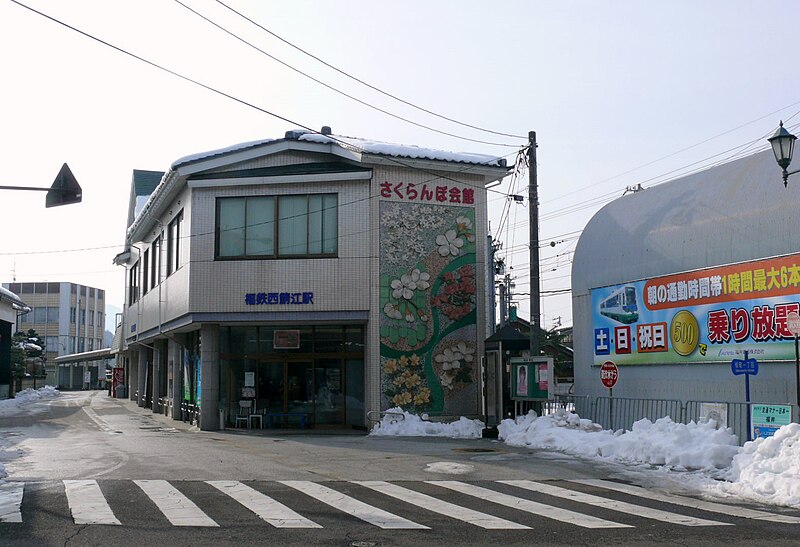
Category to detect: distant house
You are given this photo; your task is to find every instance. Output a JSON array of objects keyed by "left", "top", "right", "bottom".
[
  {"left": 0, "top": 286, "right": 29, "bottom": 398},
  {"left": 112, "top": 128, "right": 509, "bottom": 430}
]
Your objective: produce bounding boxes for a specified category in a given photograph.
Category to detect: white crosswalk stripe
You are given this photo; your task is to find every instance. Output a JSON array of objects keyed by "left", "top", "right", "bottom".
[
  {"left": 574, "top": 479, "right": 800, "bottom": 524},
  {"left": 3, "top": 478, "right": 799, "bottom": 530},
  {"left": 500, "top": 480, "right": 730, "bottom": 527},
  {"left": 280, "top": 480, "right": 428, "bottom": 529},
  {"left": 207, "top": 480, "right": 321, "bottom": 528},
  {"left": 134, "top": 480, "right": 218, "bottom": 527},
  {"left": 63, "top": 480, "right": 120, "bottom": 525},
  {"left": 427, "top": 480, "right": 631, "bottom": 529},
  {"left": 355, "top": 480, "right": 529, "bottom": 530},
  {"left": 0, "top": 482, "right": 24, "bottom": 523}
]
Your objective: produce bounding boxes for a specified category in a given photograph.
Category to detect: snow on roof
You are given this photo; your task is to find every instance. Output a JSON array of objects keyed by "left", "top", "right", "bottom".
[
  {"left": 129, "top": 130, "right": 508, "bottom": 241},
  {"left": 169, "top": 131, "right": 507, "bottom": 170},
  {"left": 171, "top": 138, "right": 278, "bottom": 169},
  {"left": 298, "top": 132, "right": 507, "bottom": 167},
  {"left": 0, "top": 286, "right": 18, "bottom": 301},
  {"left": 0, "top": 286, "right": 27, "bottom": 308}
]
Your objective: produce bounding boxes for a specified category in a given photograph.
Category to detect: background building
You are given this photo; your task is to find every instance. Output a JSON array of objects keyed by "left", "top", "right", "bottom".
[{"left": 2, "top": 282, "right": 107, "bottom": 388}]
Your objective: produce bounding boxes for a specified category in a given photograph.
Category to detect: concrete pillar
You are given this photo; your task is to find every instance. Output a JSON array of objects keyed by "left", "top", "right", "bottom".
[
  {"left": 169, "top": 335, "right": 184, "bottom": 420},
  {"left": 128, "top": 353, "right": 137, "bottom": 401},
  {"left": 152, "top": 339, "right": 167, "bottom": 413},
  {"left": 199, "top": 324, "right": 220, "bottom": 431},
  {"left": 137, "top": 348, "right": 148, "bottom": 407}
]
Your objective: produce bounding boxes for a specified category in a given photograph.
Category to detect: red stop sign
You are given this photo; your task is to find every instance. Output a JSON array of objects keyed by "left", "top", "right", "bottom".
[
  {"left": 787, "top": 311, "right": 800, "bottom": 337},
  {"left": 600, "top": 361, "right": 618, "bottom": 389}
]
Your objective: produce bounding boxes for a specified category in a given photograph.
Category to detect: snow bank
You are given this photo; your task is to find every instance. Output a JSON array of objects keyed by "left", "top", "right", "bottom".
[
  {"left": 369, "top": 407, "right": 484, "bottom": 438},
  {"left": 0, "top": 387, "right": 61, "bottom": 481},
  {"left": 499, "top": 409, "right": 739, "bottom": 471},
  {"left": 0, "top": 386, "right": 60, "bottom": 417},
  {"left": 713, "top": 423, "right": 800, "bottom": 506}
]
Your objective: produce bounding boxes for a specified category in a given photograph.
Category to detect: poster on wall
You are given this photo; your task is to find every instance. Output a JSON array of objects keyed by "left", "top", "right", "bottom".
[
  {"left": 510, "top": 357, "right": 553, "bottom": 401},
  {"left": 379, "top": 199, "right": 480, "bottom": 416},
  {"left": 591, "top": 253, "right": 800, "bottom": 366}
]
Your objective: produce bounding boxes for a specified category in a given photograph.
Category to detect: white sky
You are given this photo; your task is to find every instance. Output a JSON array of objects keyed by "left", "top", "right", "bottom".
[{"left": 2, "top": 1, "right": 799, "bottom": 331}]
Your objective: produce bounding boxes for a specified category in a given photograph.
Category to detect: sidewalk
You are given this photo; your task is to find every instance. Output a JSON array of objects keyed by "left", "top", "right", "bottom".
[{"left": 112, "top": 394, "right": 367, "bottom": 436}]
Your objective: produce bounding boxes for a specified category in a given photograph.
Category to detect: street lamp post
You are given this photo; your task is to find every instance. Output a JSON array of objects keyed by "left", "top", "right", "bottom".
[{"left": 768, "top": 121, "right": 799, "bottom": 187}]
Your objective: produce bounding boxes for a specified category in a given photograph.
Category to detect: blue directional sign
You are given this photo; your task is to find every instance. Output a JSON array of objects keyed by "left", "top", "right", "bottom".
[{"left": 731, "top": 357, "right": 759, "bottom": 376}]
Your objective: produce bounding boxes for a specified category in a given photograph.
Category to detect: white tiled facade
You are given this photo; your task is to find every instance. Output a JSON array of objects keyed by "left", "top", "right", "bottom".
[{"left": 114, "top": 132, "right": 508, "bottom": 430}]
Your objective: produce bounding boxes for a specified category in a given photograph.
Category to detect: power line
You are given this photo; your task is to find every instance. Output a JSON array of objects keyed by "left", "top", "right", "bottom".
[
  {"left": 545, "top": 100, "right": 800, "bottom": 204},
  {"left": 214, "top": 0, "right": 526, "bottom": 141},
  {"left": 9, "top": 0, "right": 520, "bottom": 201},
  {"left": 173, "top": 0, "right": 520, "bottom": 148}
]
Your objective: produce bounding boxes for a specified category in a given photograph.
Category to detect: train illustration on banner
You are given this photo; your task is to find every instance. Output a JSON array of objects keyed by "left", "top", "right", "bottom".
[{"left": 599, "top": 285, "right": 639, "bottom": 324}]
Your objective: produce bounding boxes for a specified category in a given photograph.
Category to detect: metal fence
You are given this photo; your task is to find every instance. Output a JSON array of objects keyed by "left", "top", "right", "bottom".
[{"left": 540, "top": 395, "right": 798, "bottom": 446}]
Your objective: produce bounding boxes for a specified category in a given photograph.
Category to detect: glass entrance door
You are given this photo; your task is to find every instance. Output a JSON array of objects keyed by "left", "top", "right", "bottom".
[
  {"left": 315, "top": 359, "right": 344, "bottom": 425},
  {"left": 286, "top": 361, "right": 313, "bottom": 413},
  {"left": 250, "top": 360, "right": 348, "bottom": 427},
  {"left": 258, "top": 361, "right": 284, "bottom": 417}
]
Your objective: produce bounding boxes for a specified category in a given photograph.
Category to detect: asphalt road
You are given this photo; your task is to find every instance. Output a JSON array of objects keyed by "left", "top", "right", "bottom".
[{"left": 2, "top": 391, "right": 800, "bottom": 546}]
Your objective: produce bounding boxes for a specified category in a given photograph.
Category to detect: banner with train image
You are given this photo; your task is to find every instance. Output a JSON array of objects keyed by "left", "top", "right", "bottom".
[{"left": 591, "top": 253, "right": 800, "bottom": 365}]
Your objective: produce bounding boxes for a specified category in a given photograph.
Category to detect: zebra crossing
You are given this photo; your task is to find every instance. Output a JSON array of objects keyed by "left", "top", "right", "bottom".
[{"left": 2, "top": 478, "right": 799, "bottom": 531}]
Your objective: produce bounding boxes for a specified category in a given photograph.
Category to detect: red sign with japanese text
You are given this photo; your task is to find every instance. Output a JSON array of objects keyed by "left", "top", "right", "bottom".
[{"left": 600, "top": 361, "right": 618, "bottom": 388}]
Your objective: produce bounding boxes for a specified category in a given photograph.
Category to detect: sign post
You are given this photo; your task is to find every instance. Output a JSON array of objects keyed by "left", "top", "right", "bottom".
[
  {"left": 600, "top": 361, "right": 618, "bottom": 429},
  {"left": 731, "top": 350, "right": 758, "bottom": 441},
  {"left": 787, "top": 311, "right": 800, "bottom": 422}
]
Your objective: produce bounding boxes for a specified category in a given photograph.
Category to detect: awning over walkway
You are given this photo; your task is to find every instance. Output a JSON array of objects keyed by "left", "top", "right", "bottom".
[{"left": 54, "top": 348, "right": 113, "bottom": 365}]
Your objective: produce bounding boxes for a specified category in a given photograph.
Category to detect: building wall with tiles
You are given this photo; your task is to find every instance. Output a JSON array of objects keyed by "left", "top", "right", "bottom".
[{"left": 370, "top": 163, "right": 489, "bottom": 418}]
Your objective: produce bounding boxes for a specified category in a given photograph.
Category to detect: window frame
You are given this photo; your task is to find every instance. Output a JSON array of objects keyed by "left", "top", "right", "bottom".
[
  {"left": 142, "top": 250, "right": 149, "bottom": 295},
  {"left": 167, "top": 210, "right": 184, "bottom": 276},
  {"left": 215, "top": 193, "right": 338, "bottom": 260},
  {"left": 129, "top": 260, "right": 139, "bottom": 304}
]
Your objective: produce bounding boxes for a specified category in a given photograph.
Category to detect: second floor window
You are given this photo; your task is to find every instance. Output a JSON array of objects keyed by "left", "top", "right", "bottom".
[
  {"left": 167, "top": 209, "right": 184, "bottom": 276},
  {"left": 129, "top": 260, "right": 139, "bottom": 304},
  {"left": 142, "top": 249, "right": 149, "bottom": 295},
  {"left": 216, "top": 194, "right": 337, "bottom": 259}
]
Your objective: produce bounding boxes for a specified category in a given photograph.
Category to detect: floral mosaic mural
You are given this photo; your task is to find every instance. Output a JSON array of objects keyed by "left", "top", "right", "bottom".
[{"left": 379, "top": 201, "right": 480, "bottom": 415}]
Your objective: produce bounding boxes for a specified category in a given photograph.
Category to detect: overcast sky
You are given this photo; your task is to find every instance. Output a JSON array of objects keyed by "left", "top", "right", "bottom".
[{"left": 2, "top": 0, "right": 799, "bottom": 332}]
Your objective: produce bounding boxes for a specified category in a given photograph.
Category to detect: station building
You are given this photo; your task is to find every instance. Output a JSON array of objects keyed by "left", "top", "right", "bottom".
[
  {"left": 112, "top": 128, "right": 509, "bottom": 430},
  {"left": 572, "top": 149, "right": 800, "bottom": 408}
]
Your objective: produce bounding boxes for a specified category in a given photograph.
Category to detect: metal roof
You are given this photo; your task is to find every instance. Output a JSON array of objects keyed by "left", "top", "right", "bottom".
[
  {"left": 54, "top": 347, "right": 112, "bottom": 364},
  {"left": 572, "top": 149, "right": 799, "bottom": 295}
]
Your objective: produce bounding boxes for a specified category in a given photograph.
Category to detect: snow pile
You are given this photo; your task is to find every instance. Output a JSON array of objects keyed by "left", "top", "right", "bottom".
[
  {"left": 500, "top": 409, "right": 740, "bottom": 471},
  {"left": 369, "top": 408, "right": 484, "bottom": 438},
  {"left": 1, "top": 387, "right": 61, "bottom": 480},
  {"left": 0, "top": 386, "right": 60, "bottom": 417},
  {"left": 712, "top": 423, "right": 800, "bottom": 506}
]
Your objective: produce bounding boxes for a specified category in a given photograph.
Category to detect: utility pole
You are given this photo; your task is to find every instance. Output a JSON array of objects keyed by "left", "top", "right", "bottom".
[
  {"left": 498, "top": 280, "right": 507, "bottom": 327},
  {"left": 528, "top": 131, "right": 540, "bottom": 356}
]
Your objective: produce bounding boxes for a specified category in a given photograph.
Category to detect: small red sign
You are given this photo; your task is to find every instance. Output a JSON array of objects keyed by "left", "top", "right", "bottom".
[
  {"left": 600, "top": 361, "right": 618, "bottom": 389},
  {"left": 113, "top": 367, "right": 125, "bottom": 385}
]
